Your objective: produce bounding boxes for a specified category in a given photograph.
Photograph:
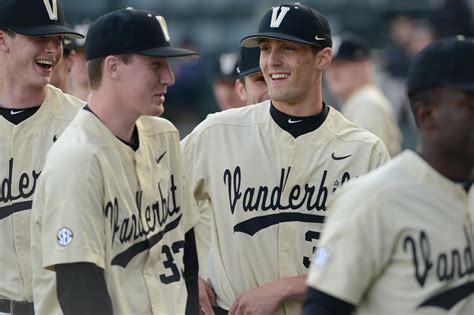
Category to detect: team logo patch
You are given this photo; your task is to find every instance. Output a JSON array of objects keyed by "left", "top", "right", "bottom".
[
  {"left": 57, "top": 227, "right": 73, "bottom": 246},
  {"left": 314, "top": 246, "right": 330, "bottom": 267}
]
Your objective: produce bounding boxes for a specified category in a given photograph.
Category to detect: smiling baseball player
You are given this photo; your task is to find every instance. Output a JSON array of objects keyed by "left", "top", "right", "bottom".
[
  {"left": 182, "top": 3, "right": 390, "bottom": 314},
  {"left": 0, "top": 0, "right": 84, "bottom": 314}
]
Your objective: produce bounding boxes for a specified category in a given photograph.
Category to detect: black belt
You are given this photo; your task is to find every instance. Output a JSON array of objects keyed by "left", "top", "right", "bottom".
[{"left": 0, "top": 299, "right": 34, "bottom": 315}]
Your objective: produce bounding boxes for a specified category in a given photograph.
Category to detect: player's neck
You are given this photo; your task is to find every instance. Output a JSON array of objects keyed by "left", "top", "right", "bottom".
[
  {"left": 417, "top": 146, "right": 473, "bottom": 183},
  {"left": 272, "top": 90, "right": 324, "bottom": 116},
  {"left": 88, "top": 90, "right": 137, "bottom": 144},
  {"left": 0, "top": 80, "right": 47, "bottom": 109}
]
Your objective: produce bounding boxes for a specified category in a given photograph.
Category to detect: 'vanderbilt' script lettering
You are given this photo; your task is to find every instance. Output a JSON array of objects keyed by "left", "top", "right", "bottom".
[
  {"left": 104, "top": 175, "right": 181, "bottom": 247},
  {"left": 224, "top": 166, "right": 347, "bottom": 215},
  {"left": 0, "top": 158, "right": 41, "bottom": 220},
  {"left": 404, "top": 227, "right": 474, "bottom": 287},
  {"left": 1, "top": 158, "right": 41, "bottom": 203}
]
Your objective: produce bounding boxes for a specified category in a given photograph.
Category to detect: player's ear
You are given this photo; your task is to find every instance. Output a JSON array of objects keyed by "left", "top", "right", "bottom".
[
  {"left": 0, "top": 30, "right": 10, "bottom": 53},
  {"left": 234, "top": 79, "right": 247, "bottom": 103},
  {"left": 103, "top": 55, "right": 120, "bottom": 80},
  {"left": 414, "top": 101, "right": 438, "bottom": 131},
  {"left": 316, "top": 47, "right": 332, "bottom": 70}
]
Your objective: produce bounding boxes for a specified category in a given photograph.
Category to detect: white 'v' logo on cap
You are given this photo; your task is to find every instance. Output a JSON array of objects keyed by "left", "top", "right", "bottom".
[
  {"left": 270, "top": 6, "right": 290, "bottom": 28},
  {"left": 43, "top": 0, "right": 58, "bottom": 21},
  {"left": 155, "top": 16, "right": 170, "bottom": 42}
]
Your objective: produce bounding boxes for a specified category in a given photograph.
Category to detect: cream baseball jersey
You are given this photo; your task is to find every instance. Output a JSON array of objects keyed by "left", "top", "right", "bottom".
[
  {"left": 342, "top": 84, "right": 401, "bottom": 157},
  {"left": 307, "top": 150, "right": 474, "bottom": 314},
  {"left": 0, "top": 85, "right": 83, "bottom": 301},
  {"left": 31, "top": 109, "right": 199, "bottom": 315},
  {"left": 181, "top": 100, "right": 390, "bottom": 313}
]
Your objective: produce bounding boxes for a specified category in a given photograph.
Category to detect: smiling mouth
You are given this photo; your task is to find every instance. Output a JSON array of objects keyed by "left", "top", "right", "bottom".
[
  {"left": 35, "top": 59, "right": 54, "bottom": 70},
  {"left": 270, "top": 73, "right": 290, "bottom": 80}
]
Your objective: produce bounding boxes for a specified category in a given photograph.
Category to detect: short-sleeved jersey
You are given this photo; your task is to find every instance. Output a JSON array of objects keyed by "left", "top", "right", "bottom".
[
  {"left": 307, "top": 150, "right": 474, "bottom": 314},
  {"left": 181, "top": 100, "right": 390, "bottom": 313},
  {"left": 31, "top": 109, "right": 199, "bottom": 315},
  {"left": 0, "top": 85, "right": 83, "bottom": 301},
  {"left": 342, "top": 84, "right": 401, "bottom": 157}
]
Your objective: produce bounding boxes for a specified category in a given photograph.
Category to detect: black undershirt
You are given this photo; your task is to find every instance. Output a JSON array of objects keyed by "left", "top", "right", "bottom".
[
  {"left": 269, "top": 102, "right": 329, "bottom": 138},
  {"left": 302, "top": 287, "right": 354, "bottom": 315},
  {"left": 56, "top": 228, "right": 199, "bottom": 314},
  {"left": 0, "top": 105, "right": 41, "bottom": 124},
  {"left": 83, "top": 105, "right": 140, "bottom": 151}
]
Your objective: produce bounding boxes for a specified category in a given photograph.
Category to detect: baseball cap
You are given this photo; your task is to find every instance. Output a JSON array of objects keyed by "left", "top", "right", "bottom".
[
  {"left": 241, "top": 2, "right": 332, "bottom": 49},
  {"left": 332, "top": 33, "right": 370, "bottom": 61},
  {"left": 237, "top": 47, "right": 261, "bottom": 78},
  {"left": 406, "top": 36, "right": 474, "bottom": 96},
  {"left": 212, "top": 51, "right": 239, "bottom": 81},
  {"left": 86, "top": 8, "right": 198, "bottom": 61},
  {"left": 0, "top": 0, "right": 83, "bottom": 39}
]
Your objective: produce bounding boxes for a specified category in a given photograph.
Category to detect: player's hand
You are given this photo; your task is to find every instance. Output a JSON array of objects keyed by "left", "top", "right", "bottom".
[
  {"left": 199, "top": 277, "right": 216, "bottom": 315},
  {"left": 228, "top": 283, "right": 282, "bottom": 315}
]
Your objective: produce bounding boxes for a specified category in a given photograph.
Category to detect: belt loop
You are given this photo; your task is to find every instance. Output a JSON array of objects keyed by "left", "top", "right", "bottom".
[{"left": 10, "top": 300, "right": 14, "bottom": 314}]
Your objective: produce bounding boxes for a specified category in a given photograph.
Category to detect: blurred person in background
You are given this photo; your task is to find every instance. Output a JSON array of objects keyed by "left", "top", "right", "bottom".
[
  {"left": 50, "top": 38, "right": 76, "bottom": 94},
  {"left": 235, "top": 46, "right": 269, "bottom": 105},
  {"left": 68, "top": 22, "right": 90, "bottom": 101},
  {"left": 211, "top": 51, "right": 245, "bottom": 111},
  {"left": 326, "top": 33, "right": 401, "bottom": 157}
]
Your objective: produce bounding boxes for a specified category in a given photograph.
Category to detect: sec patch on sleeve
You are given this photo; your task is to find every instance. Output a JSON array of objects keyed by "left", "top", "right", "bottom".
[{"left": 57, "top": 227, "right": 73, "bottom": 247}]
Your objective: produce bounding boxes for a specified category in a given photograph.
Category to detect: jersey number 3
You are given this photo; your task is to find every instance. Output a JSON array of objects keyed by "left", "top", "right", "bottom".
[{"left": 160, "top": 240, "right": 185, "bottom": 284}]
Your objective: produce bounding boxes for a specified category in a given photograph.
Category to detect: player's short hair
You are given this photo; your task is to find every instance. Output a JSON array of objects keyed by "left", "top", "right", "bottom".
[{"left": 87, "top": 54, "right": 132, "bottom": 90}]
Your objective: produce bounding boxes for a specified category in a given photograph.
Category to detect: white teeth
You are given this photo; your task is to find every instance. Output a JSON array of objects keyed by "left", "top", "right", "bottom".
[
  {"left": 36, "top": 59, "right": 53, "bottom": 66},
  {"left": 271, "top": 73, "right": 289, "bottom": 79}
]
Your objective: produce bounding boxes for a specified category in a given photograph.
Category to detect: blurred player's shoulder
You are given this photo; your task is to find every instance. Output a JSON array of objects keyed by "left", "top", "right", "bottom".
[
  {"left": 137, "top": 115, "right": 179, "bottom": 138},
  {"left": 46, "top": 84, "right": 85, "bottom": 120},
  {"left": 325, "top": 105, "right": 387, "bottom": 148}
]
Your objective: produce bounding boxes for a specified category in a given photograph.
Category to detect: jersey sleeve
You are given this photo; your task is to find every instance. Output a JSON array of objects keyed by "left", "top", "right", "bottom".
[
  {"left": 35, "top": 150, "right": 106, "bottom": 270},
  {"left": 306, "top": 183, "right": 393, "bottom": 304}
]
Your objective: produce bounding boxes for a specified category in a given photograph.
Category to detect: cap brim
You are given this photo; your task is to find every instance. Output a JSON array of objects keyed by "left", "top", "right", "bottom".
[
  {"left": 13, "top": 25, "right": 84, "bottom": 39},
  {"left": 241, "top": 33, "right": 318, "bottom": 48},
  {"left": 238, "top": 66, "right": 261, "bottom": 78},
  {"left": 138, "top": 46, "right": 199, "bottom": 58}
]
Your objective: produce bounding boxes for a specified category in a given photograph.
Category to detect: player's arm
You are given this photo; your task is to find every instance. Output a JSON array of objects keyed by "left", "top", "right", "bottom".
[
  {"left": 302, "top": 287, "right": 354, "bottom": 315},
  {"left": 183, "top": 228, "right": 199, "bottom": 315},
  {"left": 55, "top": 263, "right": 113, "bottom": 315},
  {"left": 229, "top": 274, "right": 306, "bottom": 315}
]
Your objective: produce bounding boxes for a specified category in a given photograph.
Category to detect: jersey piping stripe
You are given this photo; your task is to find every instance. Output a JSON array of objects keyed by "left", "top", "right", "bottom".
[
  {"left": 0, "top": 201, "right": 32, "bottom": 220},
  {"left": 233, "top": 213, "right": 325, "bottom": 236},
  {"left": 111, "top": 214, "right": 182, "bottom": 268},
  {"left": 418, "top": 281, "right": 474, "bottom": 310}
]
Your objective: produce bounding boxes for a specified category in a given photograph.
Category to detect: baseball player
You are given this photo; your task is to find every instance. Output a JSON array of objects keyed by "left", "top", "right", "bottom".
[
  {"left": 326, "top": 33, "right": 402, "bottom": 157},
  {"left": 0, "top": 0, "right": 84, "bottom": 314},
  {"left": 181, "top": 3, "right": 390, "bottom": 314},
  {"left": 212, "top": 51, "right": 246, "bottom": 111},
  {"left": 30, "top": 8, "right": 200, "bottom": 315},
  {"left": 304, "top": 36, "right": 474, "bottom": 315},
  {"left": 235, "top": 46, "right": 269, "bottom": 105}
]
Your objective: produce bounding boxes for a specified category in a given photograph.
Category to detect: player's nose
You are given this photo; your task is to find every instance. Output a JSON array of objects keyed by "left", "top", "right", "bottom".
[
  {"left": 160, "top": 62, "right": 175, "bottom": 87},
  {"left": 44, "top": 37, "right": 62, "bottom": 56}
]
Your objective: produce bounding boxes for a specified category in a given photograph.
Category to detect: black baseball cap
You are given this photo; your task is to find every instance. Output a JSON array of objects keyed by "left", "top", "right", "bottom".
[
  {"left": 241, "top": 3, "right": 332, "bottom": 49},
  {"left": 212, "top": 51, "right": 239, "bottom": 81},
  {"left": 237, "top": 47, "right": 261, "bottom": 77},
  {"left": 86, "top": 8, "right": 198, "bottom": 61},
  {"left": 406, "top": 36, "right": 474, "bottom": 96},
  {"left": 0, "top": 0, "right": 83, "bottom": 39},
  {"left": 332, "top": 33, "right": 370, "bottom": 61}
]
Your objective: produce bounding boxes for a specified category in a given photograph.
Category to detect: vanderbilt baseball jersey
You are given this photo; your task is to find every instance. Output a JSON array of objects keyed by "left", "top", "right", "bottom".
[
  {"left": 0, "top": 85, "right": 83, "bottom": 302},
  {"left": 31, "top": 109, "right": 199, "bottom": 315},
  {"left": 342, "top": 84, "right": 401, "bottom": 157},
  {"left": 307, "top": 150, "right": 474, "bottom": 314},
  {"left": 181, "top": 100, "right": 390, "bottom": 313}
]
